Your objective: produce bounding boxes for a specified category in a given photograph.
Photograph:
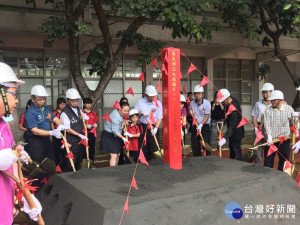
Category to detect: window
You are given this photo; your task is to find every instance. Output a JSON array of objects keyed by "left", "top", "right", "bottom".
[{"left": 213, "top": 59, "right": 255, "bottom": 104}]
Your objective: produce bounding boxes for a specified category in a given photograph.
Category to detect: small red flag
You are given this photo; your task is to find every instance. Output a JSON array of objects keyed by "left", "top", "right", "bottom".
[
  {"left": 200, "top": 76, "right": 209, "bottom": 87},
  {"left": 192, "top": 117, "right": 197, "bottom": 126},
  {"left": 277, "top": 136, "right": 286, "bottom": 145},
  {"left": 216, "top": 91, "right": 225, "bottom": 103},
  {"left": 295, "top": 172, "right": 300, "bottom": 187},
  {"left": 284, "top": 160, "right": 293, "bottom": 171},
  {"left": 56, "top": 165, "right": 63, "bottom": 173},
  {"left": 125, "top": 87, "right": 134, "bottom": 96},
  {"left": 180, "top": 51, "right": 186, "bottom": 56},
  {"left": 150, "top": 112, "right": 156, "bottom": 125},
  {"left": 183, "top": 85, "right": 187, "bottom": 93},
  {"left": 41, "top": 177, "right": 48, "bottom": 184},
  {"left": 138, "top": 150, "right": 149, "bottom": 166},
  {"left": 237, "top": 117, "right": 250, "bottom": 128},
  {"left": 123, "top": 141, "right": 130, "bottom": 149},
  {"left": 143, "top": 130, "right": 147, "bottom": 146},
  {"left": 225, "top": 104, "right": 237, "bottom": 116},
  {"left": 267, "top": 144, "right": 278, "bottom": 157},
  {"left": 113, "top": 100, "right": 121, "bottom": 110},
  {"left": 255, "top": 131, "right": 264, "bottom": 144},
  {"left": 66, "top": 151, "right": 74, "bottom": 160},
  {"left": 102, "top": 113, "right": 111, "bottom": 122},
  {"left": 203, "top": 149, "right": 206, "bottom": 156},
  {"left": 137, "top": 72, "right": 145, "bottom": 82},
  {"left": 90, "top": 126, "right": 97, "bottom": 138},
  {"left": 153, "top": 96, "right": 159, "bottom": 108},
  {"left": 150, "top": 58, "right": 158, "bottom": 68},
  {"left": 131, "top": 176, "right": 138, "bottom": 190},
  {"left": 186, "top": 63, "right": 197, "bottom": 75},
  {"left": 156, "top": 79, "right": 162, "bottom": 93},
  {"left": 124, "top": 197, "right": 129, "bottom": 214},
  {"left": 79, "top": 138, "right": 89, "bottom": 147},
  {"left": 187, "top": 97, "right": 190, "bottom": 105},
  {"left": 161, "top": 63, "right": 167, "bottom": 75}
]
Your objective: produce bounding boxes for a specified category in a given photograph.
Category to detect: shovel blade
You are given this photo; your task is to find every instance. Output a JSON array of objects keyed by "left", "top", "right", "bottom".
[
  {"left": 284, "top": 162, "right": 300, "bottom": 178},
  {"left": 154, "top": 149, "right": 164, "bottom": 159},
  {"left": 82, "top": 159, "right": 93, "bottom": 169},
  {"left": 182, "top": 145, "right": 192, "bottom": 155},
  {"left": 242, "top": 150, "right": 256, "bottom": 163}
]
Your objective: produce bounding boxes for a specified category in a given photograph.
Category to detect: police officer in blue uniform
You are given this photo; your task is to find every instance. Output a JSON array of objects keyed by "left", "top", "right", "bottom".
[{"left": 24, "top": 85, "right": 64, "bottom": 163}]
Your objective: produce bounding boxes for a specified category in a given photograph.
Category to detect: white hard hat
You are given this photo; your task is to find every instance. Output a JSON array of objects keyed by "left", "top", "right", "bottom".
[
  {"left": 0, "top": 62, "right": 24, "bottom": 87},
  {"left": 194, "top": 85, "right": 204, "bottom": 93},
  {"left": 267, "top": 90, "right": 284, "bottom": 100},
  {"left": 66, "top": 88, "right": 81, "bottom": 99},
  {"left": 296, "top": 86, "right": 300, "bottom": 91},
  {"left": 129, "top": 109, "right": 139, "bottom": 117},
  {"left": 261, "top": 83, "right": 274, "bottom": 92},
  {"left": 145, "top": 85, "right": 157, "bottom": 96},
  {"left": 180, "top": 94, "right": 186, "bottom": 102},
  {"left": 31, "top": 85, "right": 49, "bottom": 97},
  {"left": 217, "top": 89, "right": 231, "bottom": 102}
]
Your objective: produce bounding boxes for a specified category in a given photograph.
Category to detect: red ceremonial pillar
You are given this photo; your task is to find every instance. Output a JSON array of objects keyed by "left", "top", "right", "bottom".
[{"left": 161, "top": 47, "right": 182, "bottom": 170}]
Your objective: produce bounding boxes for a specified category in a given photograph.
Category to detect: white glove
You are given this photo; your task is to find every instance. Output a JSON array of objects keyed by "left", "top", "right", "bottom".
[
  {"left": 93, "top": 123, "right": 97, "bottom": 128},
  {"left": 267, "top": 135, "right": 273, "bottom": 146},
  {"left": 122, "top": 137, "right": 128, "bottom": 144},
  {"left": 124, "top": 132, "right": 133, "bottom": 138},
  {"left": 83, "top": 113, "right": 89, "bottom": 121},
  {"left": 218, "top": 138, "right": 226, "bottom": 147},
  {"left": 142, "top": 111, "right": 149, "bottom": 117},
  {"left": 78, "top": 134, "right": 88, "bottom": 140},
  {"left": 87, "top": 124, "right": 93, "bottom": 129},
  {"left": 20, "top": 150, "right": 30, "bottom": 164},
  {"left": 254, "top": 127, "right": 259, "bottom": 135},
  {"left": 0, "top": 148, "right": 17, "bottom": 171},
  {"left": 22, "top": 194, "right": 42, "bottom": 221},
  {"left": 292, "top": 112, "right": 300, "bottom": 118},
  {"left": 292, "top": 140, "right": 300, "bottom": 154},
  {"left": 181, "top": 130, "right": 184, "bottom": 136},
  {"left": 50, "top": 129, "right": 62, "bottom": 139},
  {"left": 151, "top": 127, "right": 158, "bottom": 135},
  {"left": 57, "top": 124, "right": 66, "bottom": 131},
  {"left": 185, "top": 129, "right": 188, "bottom": 135},
  {"left": 197, "top": 124, "right": 203, "bottom": 132}
]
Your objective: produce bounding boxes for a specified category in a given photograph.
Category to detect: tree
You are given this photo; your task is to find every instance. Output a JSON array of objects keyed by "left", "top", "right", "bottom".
[
  {"left": 212, "top": 0, "right": 300, "bottom": 86},
  {"left": 27, "top": 0, "right": 219, "bottom": 108}
]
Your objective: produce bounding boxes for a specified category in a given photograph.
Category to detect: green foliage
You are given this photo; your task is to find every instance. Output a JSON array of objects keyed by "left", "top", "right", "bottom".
[
  {"left": 256, "top": 64, "right": 271, "bottom": 81},
  {"left": 39, "top": 16, "right": 69, "bottom": 42},
  {"left": 86, "top": 44, "right": 109, "bottom": 76}
]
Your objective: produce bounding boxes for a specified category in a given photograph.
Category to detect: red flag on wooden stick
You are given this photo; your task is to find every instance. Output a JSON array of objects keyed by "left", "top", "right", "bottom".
[
  {"left": 153, "top": 96, "right": 159, "bottom": 108},
  {"left": 125, "top": 87, "right": 134, "bottom": 96},
  {"left": 284, "top": 160, "right": 292, "bottom": 171},
  {"left": 216, "top": 91, "right": 225, "bottom": 103},
  {"left": 124, "top": 197, "right": 129, "bottom": 214},
  {"left": 267, "top": 144, "right": 278, "bottom": 157},
  {"left": 255, "top": 131, "right": 264, "bottom": 144},
  {"left": 102, "top": 113, "right": 111, "bottom": 122},
  {"left": 138, "top": 150, "right": 149, "bottom": 166},
  {"left": 225, "top": 104, "right": 237, "bottom": 116},
  {"left": 113, "top": 101, "right": 121, "bottom": 110},
  {"left": 151, "top": 58, "right": 158, "bottom": 68},
  {"left": 131, "top": 176, "right": 138, "bottom": 190},
  {"left": 66, "top": 151, "right": 74, "bottom": 160},
  {"left": 186, "top": 63, "right": 197, "bottom": 75},
  {"left": 137, "top": 72, "right": 144, "bottom": 82},
  {"left": 183, "top": 84, "right": 187, "bottom": 93},
  {"left": 237, "top": 117, "right": 250, "bottom": 128},
  {"left": 200, "top": 76, "right": 209, "bottom": 87}
]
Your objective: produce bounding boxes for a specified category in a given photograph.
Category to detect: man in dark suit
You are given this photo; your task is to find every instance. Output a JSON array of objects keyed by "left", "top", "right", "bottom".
[{"left": 217, "top": 89, "right": 244, "bottom": 160}]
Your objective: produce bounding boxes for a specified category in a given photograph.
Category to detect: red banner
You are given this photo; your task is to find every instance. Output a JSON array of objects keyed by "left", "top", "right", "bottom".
[{"left": 162, "top": 47, "right": 182, "bottom": 170}]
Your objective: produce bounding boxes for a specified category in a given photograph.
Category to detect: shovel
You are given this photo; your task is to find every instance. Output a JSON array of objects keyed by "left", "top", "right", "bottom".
[
  {"left": 81, "top": 116, "right": 93, "bottom": 169},
  {"left": 123, "top": 122, "right": 136, "bottom": 164},
  {"left": 61, "top": 130, "right": 76, "bottom": 172},
  {"left": 249, "top": 136, "right": 292, "bottom": 150},
  {"left": 217, "top": 121, "right": 223, "bottom": 157},
  {"left": 181, "top": 127, "right": 192, "bottom": 156},
  {"left": 191, "top": 113, "right": 212, "bottom": 152},
  {"left": 149, "top": 124, "right": 164, "bottom": 159},
  {"left": 284, "top": 118, "right": 300, "bottom": 178}
]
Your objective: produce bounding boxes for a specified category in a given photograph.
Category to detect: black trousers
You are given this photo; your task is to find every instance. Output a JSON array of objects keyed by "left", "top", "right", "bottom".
[
  {"left": 62, "top": 143, "right": 85, "bottom": 172},
  {"left": 191, "top": 124, "right": 211, "bottom": 156},
  {"left": 140, "top": 124, "right": 160, "bottom": 161},
  {"left": 229, "top": 138, "right": 242, "bottom": 161},
  {"left": 25, "top": 136, "right": 54, "bottom": 164},
  {"left": 264, "top": 140, "right": 290, "bottom": 171},
  {"left": 52, "top": 136, "right": 62, "bottom": 165}
]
